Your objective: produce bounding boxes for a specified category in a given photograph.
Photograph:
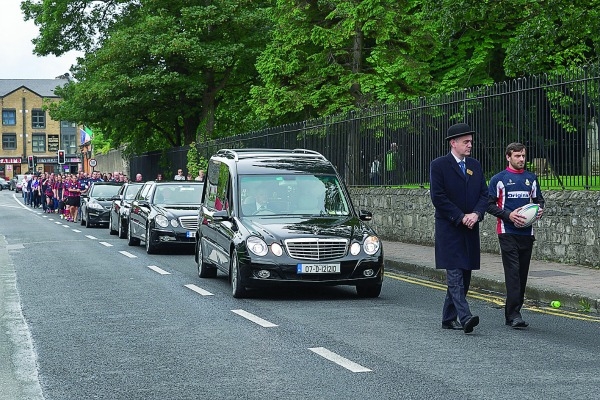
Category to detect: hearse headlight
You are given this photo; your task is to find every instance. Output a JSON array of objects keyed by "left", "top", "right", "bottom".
[
  {"left": 170, "top": 219, "right": 179, "bottom": 228},
  {"left": 350, "top": 242, "right": 361, "bottom": 255},
  {"left": 363, "top": 236, "right": 380, "bottom": 255},
  {"left": 247, "top": 236, "right": 268, "bottom": 256},
  {"left": 155, "top": 214, "right": 169, "bottom": 228},
  {"left": 271, "top": 243, "right": 283, "bottom": 257}
]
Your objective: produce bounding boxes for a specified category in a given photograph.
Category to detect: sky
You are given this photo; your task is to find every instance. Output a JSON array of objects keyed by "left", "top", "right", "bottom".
[{"left": 0, "top": 1, "right": 82, "bottom": 79}]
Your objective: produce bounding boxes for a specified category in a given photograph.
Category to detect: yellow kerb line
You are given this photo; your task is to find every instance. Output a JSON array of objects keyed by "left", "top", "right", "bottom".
[{"left": 385, "top": 272, "right": 600, "bottom": 323}]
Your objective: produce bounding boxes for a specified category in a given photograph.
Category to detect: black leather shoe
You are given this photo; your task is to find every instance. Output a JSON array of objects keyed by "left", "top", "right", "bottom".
[
  {"left": 442, "top": 321, "right": 462, "bottom": 330},
  {"left": 463, "top": 316, "right": 479, "bottom": 333},
  {"left": 509, "top": 317, "right": 529, "bottom": 328}
]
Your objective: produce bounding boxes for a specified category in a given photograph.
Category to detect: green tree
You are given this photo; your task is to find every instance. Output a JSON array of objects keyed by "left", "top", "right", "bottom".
[{"left": 30, "top": 0, "right": 269, "bottom": 153}]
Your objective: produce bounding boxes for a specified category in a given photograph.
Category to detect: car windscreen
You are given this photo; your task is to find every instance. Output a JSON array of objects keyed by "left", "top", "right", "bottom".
[
  {"left": 90, "top": 184, "right": 122, "bottom": 199},
  {"left": 153, "top": 184, "right": 202, "bottom": 205},
  {"left": 240, "top": 174, "right": 350, "bottom": 217},
  {"left": 124, "top": 184, "right": 143, "bottom": 200}
]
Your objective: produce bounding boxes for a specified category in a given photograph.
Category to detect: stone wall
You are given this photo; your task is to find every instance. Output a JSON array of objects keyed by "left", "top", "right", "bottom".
[{"left": 349, "top": 188, "right": 600, "bottom": 267}]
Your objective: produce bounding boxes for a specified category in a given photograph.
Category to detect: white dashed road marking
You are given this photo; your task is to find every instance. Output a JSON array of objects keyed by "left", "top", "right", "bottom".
[
  {"left": 119, "top": 251, "right": 137, "bottom": 258},
  {"left": 147, "top": 265, "right": 170, "bottom": 275},
  {"left": 85, "top": 235, "right": 97, "bottom": 240},
  {"left": 73, "top": 229, "right": 81, "bottom": 233},
  {"left": 55, "top": 221, "right": 62, "bottom": 224},
  {"left": 231, "top": 309, "right": 278, "bottom": 328},
  {"left": 308, "top": 347, "right": 372, "bottom": 373},
  {"left": 184, "top": 284, "right": 214, "bottom": 296},
  {"left": 99, "top": 242, "right": 113, "bottom": 247}
]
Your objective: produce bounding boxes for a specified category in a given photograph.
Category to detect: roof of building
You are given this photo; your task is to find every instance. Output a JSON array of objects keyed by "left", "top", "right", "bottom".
[{"left": 0, "top": 79, "right": 69, "bottom": 98}]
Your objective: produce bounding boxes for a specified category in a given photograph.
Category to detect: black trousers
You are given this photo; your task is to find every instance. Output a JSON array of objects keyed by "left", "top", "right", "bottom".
[{"left": 498, "top": 234, "right": 535, "bottom": 321}]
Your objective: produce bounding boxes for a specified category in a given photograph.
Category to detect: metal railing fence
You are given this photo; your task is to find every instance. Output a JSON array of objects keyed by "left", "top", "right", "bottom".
[{"left": 132, "top": 64, "right": 600, "bottom": 190}]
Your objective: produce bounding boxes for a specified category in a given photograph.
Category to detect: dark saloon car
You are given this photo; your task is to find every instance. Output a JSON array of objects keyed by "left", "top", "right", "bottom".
[
  {"left": 80, "top": 182, "right": 124, "bottom": 228},
  {"left": 195, "top": 149, "right": 384, "bottom": 298},
  {"left": 128, "top": 181, "right": 204, "bottom": 253},
  {"left": 0, "top": 178, "right": 9, "bottom": 190},
  {"left": 108, "top": 182, "right": 143, "bottom": 238}
]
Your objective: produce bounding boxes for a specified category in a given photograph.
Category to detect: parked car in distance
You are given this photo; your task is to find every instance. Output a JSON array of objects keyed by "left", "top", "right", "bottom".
[
  {"left": 0, "top": 178, "right": 9, "bottom": 190},
  {"left": 80, "top": 182, "right": 123, "bottom": 228},
  {"left": 108, "top": 182, "right": 143, "bottom": 238},
  {"left": 195, "top": 148, "right": 384, "bottom": 298},
  {"left": 128, "top": 181, "right": 204, "bottom": 253}
]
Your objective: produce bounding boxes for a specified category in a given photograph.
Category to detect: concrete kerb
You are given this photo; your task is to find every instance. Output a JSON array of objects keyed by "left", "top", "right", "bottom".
[{"left": 385, "top": 260, "right": 599, "bottom": 314}]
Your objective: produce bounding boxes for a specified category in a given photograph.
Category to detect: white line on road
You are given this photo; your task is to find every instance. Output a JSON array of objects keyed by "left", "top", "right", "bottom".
[
  {"left": 55, "top": 221, "right": 62, "bottom": 224},
  {"left": 72, "top": 229, "right": 81, "bottom": 233},
  {"left": 62, "top": 224, "right": 70, "bottom": 228},
  {"left": 231, "top": 309, "right": 278, "bottom": 328},
  {"left": 308, "top": 347, "right": 371, "bottom": 373},
  {"left": 119, "top": 251, "right": 137, "bottom": 258},
  {"left": 99, "top": 242, "right": 113, "bottom": 247},
  {"left": 147, "top": 265, "right": 170, "bottom": 275},
  {"left": 184, "top": 284, "right": 214, "bottom": 296},
  {"left": 85, "top": 235, "right": 97, "bottom": 240}
]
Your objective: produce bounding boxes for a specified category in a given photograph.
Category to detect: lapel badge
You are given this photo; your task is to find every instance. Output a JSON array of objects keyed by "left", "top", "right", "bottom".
[
  {"left": 525, "top": 179, "right": 531, "bottom": 186},
  {"left": 466, "top": 169, "right": 473, "bottom": 175}
]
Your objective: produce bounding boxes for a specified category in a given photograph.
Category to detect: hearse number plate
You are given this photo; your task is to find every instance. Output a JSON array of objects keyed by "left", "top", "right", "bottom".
[{"left": 297, "top": 263, "right": 341, "bottom": 274}]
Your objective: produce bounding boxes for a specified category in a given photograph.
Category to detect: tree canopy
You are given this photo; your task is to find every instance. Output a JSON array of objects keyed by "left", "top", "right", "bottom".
[{"left": 22, "top": 0, "right": 600, "bottom": 153}]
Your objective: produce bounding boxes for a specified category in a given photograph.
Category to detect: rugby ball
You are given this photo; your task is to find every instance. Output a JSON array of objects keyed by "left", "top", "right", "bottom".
[{"left": 517, "top": 203, "right": 540, "bottom": 228}]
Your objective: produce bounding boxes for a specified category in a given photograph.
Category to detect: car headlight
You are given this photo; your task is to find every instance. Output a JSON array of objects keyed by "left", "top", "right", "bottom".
[
  {"left": 363, "top": 236, "right": 380, "bottom": 255},
  {"left": 88, "top": 201, "right": 104, "bottom": 210},
  {"left": 155, "top": 214, "right": 169, "bottom": 228},
  {"left": 350, "top": 242, "right": 361, "bottom": 255},
  {"left": 170, "top": 219, "right": 179, "bottom": 228},
  {"left": 247, "top": 236, "right": 268, "bottom": 256},
  {"left": 271, "top": 243, "right": 283, "bottom": 257}
]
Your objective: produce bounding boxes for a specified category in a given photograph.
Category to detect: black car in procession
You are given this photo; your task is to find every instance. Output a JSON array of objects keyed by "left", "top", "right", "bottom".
[
  {"left": 80, "top": 182, "right": 124, "bottom": 228},
  {"left": 108, "top": 182, "right": 143, "bottom": 238},
  {"left": 195, "top": 148, "right": 384, "bottom": 298},
  {"left": 128, "top": 181, "right": 204, "bottom": 254}
]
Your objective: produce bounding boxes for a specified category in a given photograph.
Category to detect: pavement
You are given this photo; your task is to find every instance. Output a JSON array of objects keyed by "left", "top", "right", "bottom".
[{"left": 382, "top": 240, "right": 600, "bottom": 314}]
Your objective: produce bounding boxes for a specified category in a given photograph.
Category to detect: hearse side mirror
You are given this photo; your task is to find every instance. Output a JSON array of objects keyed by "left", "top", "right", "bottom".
[{"left": 359, "top": 210, "right": 372, "bottom": 221}]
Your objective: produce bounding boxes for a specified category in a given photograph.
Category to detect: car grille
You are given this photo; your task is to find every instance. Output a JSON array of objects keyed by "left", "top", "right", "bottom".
[
  {"left": 179, "top": 216, "right": 198, "bottom": 230},
  {"left": 284, "top": 238, "right": 348, "bottom": 261}
]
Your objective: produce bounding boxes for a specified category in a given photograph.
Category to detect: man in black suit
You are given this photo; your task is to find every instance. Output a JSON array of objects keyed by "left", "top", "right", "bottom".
[{"left": 429, "top": 123, "right": 488, "bottom": 334}]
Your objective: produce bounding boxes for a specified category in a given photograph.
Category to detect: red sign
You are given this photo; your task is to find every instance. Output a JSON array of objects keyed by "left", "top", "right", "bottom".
[{"left": 0, "top": 158, "right": 22, "bottom": 164}]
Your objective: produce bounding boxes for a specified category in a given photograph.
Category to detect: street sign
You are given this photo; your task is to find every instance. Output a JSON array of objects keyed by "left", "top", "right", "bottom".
[{"left": 89, "top": 159, "right": 97, "bottom": 167}]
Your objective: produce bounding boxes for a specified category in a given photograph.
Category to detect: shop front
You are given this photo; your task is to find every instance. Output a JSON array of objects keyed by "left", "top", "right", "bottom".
[{"left": 0, "top": 157, "right": 23, "bottom": 179}]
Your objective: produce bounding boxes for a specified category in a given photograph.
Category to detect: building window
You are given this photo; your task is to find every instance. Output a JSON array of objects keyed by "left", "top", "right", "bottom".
[
  {"left": 32, "top": 134, "right": 46, "bottom": 153},
  {"left": 32, "top": 109, "right": 46, "bottom": 129},
  {"left": 2, "top": 109, "right": 16, "bottom": 125},
  {"left": 2, "top": 133, "right": 17, "bottom": 150},
  {"left": 61, "top": 121, "right": 78, "bottom": 154}
]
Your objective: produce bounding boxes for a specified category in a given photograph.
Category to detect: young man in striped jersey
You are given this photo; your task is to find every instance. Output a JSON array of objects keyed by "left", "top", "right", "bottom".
[{"left": 487, "top": 142, "right": 545, "bottom": 329}]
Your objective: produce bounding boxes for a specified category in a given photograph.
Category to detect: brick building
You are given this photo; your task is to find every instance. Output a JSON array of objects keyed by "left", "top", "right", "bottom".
[{"left": 1, "top": 79, "right": 81, "bottom": 179}]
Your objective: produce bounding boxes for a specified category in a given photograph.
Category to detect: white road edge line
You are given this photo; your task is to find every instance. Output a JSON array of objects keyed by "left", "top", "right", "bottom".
[
  {"left": 231, "top": 309, "right": 278, "bottom": 328},
  {"left": 85, "top": 235, "right": 97, "bottom": 240},
  {"left": 99, "top": 242, "right": 113, "bottom": 247},
  {"left": 119, "top": 251, "right": 137, "bottom": 258},
  {"left": 308, "top": 347, "right": 372, "bottom": 373},
  {"left": 147, "top": 265, "right": 170, "bottom": 275},
  {"left": 184, "top": 284, "right": 213, "bottom": 296}
]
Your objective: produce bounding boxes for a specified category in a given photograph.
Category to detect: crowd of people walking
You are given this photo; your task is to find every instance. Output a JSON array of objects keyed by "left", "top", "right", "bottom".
[{"left": 20, "top": 171, "right": 130, "bottom": 223}]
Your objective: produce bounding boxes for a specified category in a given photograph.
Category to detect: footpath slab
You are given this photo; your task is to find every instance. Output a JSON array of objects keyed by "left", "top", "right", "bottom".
[{"left": 382, "top": 240, "right": 600, "bottom": 313}]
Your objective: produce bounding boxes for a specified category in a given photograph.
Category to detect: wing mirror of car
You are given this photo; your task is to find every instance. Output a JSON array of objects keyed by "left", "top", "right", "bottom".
[
  {"left": 136, "top": 200, "right": 150, "bottom": 207},
  {"left": 212, "top": 210, "right": 230, "bottom": 221},
  {"left": 359, "top": 210, "right": 373, "bottom": 221}
]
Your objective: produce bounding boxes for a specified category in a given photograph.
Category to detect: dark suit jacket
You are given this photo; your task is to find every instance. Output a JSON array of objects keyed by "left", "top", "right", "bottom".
[{"left": 429, "top": 153, "right": 488, "bottom": 270}]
